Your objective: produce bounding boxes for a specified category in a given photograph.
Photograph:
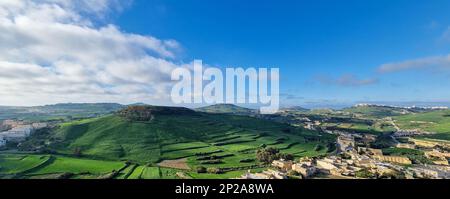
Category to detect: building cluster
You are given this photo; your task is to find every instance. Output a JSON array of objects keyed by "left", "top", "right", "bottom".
[
  {"left": 0, "top": 120, "right": 47, "bottom": 147},
  {"left": 239, "top": 169, "right": 287, "bottom": 179},
  {"left": 238, "top": 158, "right": 318, "bottom": 179},
  {"left": 241, "top": 131, "right": 450, "bottom": 179}
]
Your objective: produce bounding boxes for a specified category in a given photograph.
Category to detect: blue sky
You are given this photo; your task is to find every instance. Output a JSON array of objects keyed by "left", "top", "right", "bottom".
[
  {"left": 1, "top": 0, "right": 450, "bottom": 108},
  {"left": 114, "top": 0, "right": 450, "bottom": 107}
]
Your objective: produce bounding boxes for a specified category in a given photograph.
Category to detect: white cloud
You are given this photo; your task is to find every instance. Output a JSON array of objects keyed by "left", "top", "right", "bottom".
[
  {"left": 0, "top": 0, "right": 185, "bottom": 106},
  {"left": 377, "top": 54, "right": 450, "bottom": 73}
]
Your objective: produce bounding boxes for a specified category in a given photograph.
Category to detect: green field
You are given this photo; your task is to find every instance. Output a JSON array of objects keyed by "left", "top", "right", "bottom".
[
  {"left": 0, "top": 154, "right": 51, "bottom": 175},
  {"left": 394, "top": 110, "right": 450, "bottom": 140},
  {"left": 0, "top": 154, "right": 124, "bottom": 179},
  {"left": 33, "top": 156, "right": 125, "bottom": 175}
]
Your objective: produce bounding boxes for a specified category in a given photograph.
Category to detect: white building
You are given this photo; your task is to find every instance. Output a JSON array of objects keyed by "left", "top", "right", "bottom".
[
  {"left": 32, "top": 123, "right": 48, "bottom": 129},
  {"left": 0, "top": 124, "right": 34, "bottom": 142},
  {"left": 316, "top": 159, "right": 338, "bottom": 170}
]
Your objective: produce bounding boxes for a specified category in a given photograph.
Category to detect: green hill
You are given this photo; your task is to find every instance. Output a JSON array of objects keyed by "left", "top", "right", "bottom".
[
  {"left": 195, "top": 104, "right": 256, "bottom": 115},
  {"left": 280, "top": 106, "right": 310, "bottom": 112},
  {"left": 32, "top": 106, "right": 334, "bottom": 165},
  {"left": 342, "top": 105, "right": 411, "bottom": 118},
  {"left": 5, "top": 105, "right": 336, "bottom": 179},
  {"left": 0, "top": 103, "right": 124, "bottom": 121}
]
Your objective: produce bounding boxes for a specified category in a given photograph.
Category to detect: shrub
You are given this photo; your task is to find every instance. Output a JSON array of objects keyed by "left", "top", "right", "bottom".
[
  {"left": 196, "top": 166, "right": 207, "bottom": 173},
  {"left": 256, "top": 147, "right": 279, "bottom": 163},
  {"left": 73, "top": 147, "right": 82, "bottom": 157},
  {"left": 200, "top": 160, "right": 223, "bottom": 164},
  {"left": 239, "top": 158, "right": 255, "bottom": 163},
  {"left": 314, "top": 144, "right": 323, "bottom": 151},
  {"left": 207, "top": 167, "right": 223, "bottom": 174},
  {"left": 355, "top": 168, "right": 375, "bottom": 179},
  {"left": 279, "top": 153, "right": 294, "bottom": 161}
]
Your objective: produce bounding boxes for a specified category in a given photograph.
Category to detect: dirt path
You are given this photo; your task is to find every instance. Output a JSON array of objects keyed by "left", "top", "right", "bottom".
[{"left": 157, "top": 158, "right": 190, "bottom": 170}]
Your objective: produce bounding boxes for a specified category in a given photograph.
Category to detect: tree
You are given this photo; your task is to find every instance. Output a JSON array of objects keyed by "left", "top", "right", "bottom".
[
  {"left": 196, "top": 166, "right": 207, "bottom": 173},
  {"left": 279, "top": 153, "right": 294, "bottom": 161},
  {"left": 314, "top": 144, "right": 323, "bottom": 151},
  {"left": 73, "top": 147, "right": 82, "bottom": 157},
  {"left": 256, "top": 147, "right": 280, "bottom": 163},
  {"left": 207, "top": 167, "right": 223, "bottom": 174},
  {"left": 355, "top": 168, "right": 375, "bottom": 179}
]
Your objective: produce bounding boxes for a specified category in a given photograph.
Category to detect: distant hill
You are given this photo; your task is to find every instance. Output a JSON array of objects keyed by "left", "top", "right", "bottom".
[
  {"left": 342, "top": 104, "right": 433, "bottom": 118},
  {"left": 195, "top": 104, "right": 256, "bottom": 115},
  {"left": 280, "top": 106, "right": 310, "bottom": 112},
  {"left": 0, "top": 103, "right": 124, "bottom": 121}
]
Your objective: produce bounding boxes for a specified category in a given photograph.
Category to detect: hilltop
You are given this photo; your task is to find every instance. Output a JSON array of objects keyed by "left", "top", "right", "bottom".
[
  {"left": 195, "top": 104, "right": 256, "bottom": 115},
  {"left": 280, "top": 106, "right": 310, "bottom": 112},
  {"left": 118, "top": 105, "right": 196, "bottom": 121}
]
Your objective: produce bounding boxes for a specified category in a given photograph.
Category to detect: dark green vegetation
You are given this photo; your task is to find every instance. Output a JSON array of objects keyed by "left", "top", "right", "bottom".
[
  {"left": 370, "top": 135, "right": 397, "bottom": 149},
  {"left": 382, "top": 148, "right": 433, "bottom": 164},
  {"left": 2, "top": 105, "right": 335, "bottom": 179},
  {"left": 0, "top": 103, "right": 124, "bottom": 121}
]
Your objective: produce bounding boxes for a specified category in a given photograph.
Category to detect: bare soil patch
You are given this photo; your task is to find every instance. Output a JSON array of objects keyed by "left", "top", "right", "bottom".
[{"left": 157, "top": 158, "right": 190, "bottom": 170}]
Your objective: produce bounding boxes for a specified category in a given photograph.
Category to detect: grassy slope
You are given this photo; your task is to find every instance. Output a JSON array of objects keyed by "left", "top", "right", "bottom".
[
  {"left": 394, "top": 110, "right": 450, "bottom": 140},
  {"left": 0, "top": 154, "right": 50, "bottom": 174},
  {"left": 47, "top": 112, "right": 334, "bottom": 164}
]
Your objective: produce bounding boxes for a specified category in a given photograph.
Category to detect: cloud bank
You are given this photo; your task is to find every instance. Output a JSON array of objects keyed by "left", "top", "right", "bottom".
[
  {"left": 0, "top": 0, "right": 185, "bottom": 106},
  {"left": 377, "top": 54, "right": 450, "bottom": 73}
]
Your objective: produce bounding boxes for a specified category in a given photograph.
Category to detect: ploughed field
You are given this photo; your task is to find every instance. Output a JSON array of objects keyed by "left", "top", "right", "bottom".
[{"left": 0, "top": 106, "right": 335, "bottom": 179}]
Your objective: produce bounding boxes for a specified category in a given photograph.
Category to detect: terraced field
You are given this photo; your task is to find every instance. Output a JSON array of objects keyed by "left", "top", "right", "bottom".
[
  {"left": 2, "top": 106, "right": 335, "bottom": 179},
  {"left": 0, "top": 154, "right": 125, "bottom": 179}
]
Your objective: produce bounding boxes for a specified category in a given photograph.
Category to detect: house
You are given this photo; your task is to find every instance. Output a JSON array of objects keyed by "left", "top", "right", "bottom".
[
  {"left": 239, "top": 169, "right": 287, "bottom": 179},
  {"left": 239, "top": 172, "right": 272, "bottom": 179},
  {"left": 433, "top": 160, "right": 449, "bottom": 166},
  {"left": 272, "top": 160, "right": 293, "bottom": 171},
  {"left": 292, "top": 163, "right": 316, "bottom": 178},
  {"left": 396, "top": 143, "right": 415, "bottom": 149},
  {"left": 0, "top": 124, "right": 35, "bottom": 142},
  {"left": 425, "top": 150, "right": 450, "bottom": 160},
  {"left": 355, "top": 158, "right": 376, "bottom": 168},
  {"left": 409, "top": 167, "right": 441, "bottom": 179},
  {"left": 410, "top": 138, "right": 438, "bottom": 148},
  {"left": 358, "top": 147, "right": 383, "bottom": 156},
  {"left": 337, "top": 135, "right": 355, "bottom": 153},
  {"left": 32, "top": 123, "right": 47, "bottom": 129},
  {"left": 262, "top": 169, "right": 287, "bottom": 179},
  {"left": 316, "top": 159, "right": 338, "bottom": 171},
  {"left": 375, "top": 165, "right": 396, "bottom": 176},
  {"left": 374, "top": 155, "right": 412, "bottom": 165}
]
